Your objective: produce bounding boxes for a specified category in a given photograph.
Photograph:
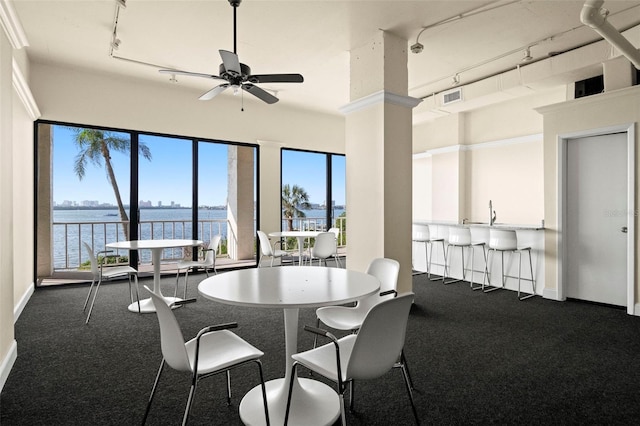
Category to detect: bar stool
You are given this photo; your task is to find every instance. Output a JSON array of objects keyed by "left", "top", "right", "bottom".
[
  {"left": 412, "top": 224, "right": 447, "bottom": 281},
  {"left": 443, "top": 227, "right": 489, "bottom": 290},
  {"left": 483, "top": 228, "right": 536, "bottom": 300}
]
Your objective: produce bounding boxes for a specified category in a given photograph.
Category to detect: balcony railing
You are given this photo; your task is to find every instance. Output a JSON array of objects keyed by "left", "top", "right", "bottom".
[{"left": 52, "top": 216, "right": 346, "bottom": 271}]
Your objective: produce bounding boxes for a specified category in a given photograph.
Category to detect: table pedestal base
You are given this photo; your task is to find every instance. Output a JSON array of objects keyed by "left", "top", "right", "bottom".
[
  {"left": 239, "top": 377, "right": 339, "bottom": 426},
  {"left": 127, "top": 296, "right": 183, "bottom": 313}
]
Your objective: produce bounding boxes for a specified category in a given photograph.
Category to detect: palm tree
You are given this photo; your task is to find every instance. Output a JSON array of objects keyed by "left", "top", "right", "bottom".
[
  {"left": 282, "top": 184, "right": 311, "bottom": 231},
  {"left": 70, "top": 127, "right": 152, "bottom": 241}
]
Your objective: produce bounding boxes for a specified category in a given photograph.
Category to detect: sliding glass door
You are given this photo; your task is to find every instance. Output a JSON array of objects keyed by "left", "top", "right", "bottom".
[
  {"left": 137, "top": 134, "right": 193, "bottom": 263},
  {"left": 36, "top": 121, "right": 259, "bottom": 285},
  {"left": 281, "top": 148, "right": 346, "bottom": 236}
]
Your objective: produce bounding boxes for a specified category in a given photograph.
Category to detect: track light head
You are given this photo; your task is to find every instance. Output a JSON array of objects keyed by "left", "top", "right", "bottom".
[
  {"left": 115, "top": 0, "right": 126, "bottom": 8},
  {"left": 111, "top": 38, "right": 121, "bottom": 50},
  {"left": 521, "top": 47, "right": 533, "bottom": 63},
  {"left": 410, "top": 42, "right": 424, "bottom": 54}
]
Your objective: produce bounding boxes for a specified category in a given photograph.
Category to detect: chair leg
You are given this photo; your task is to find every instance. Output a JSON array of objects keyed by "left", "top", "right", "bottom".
[
  {"left": 85, "top": 277, "right": 103, "bottom": 324},
  {"left": 484, "top": 249, "right": 503, "bottom": 293},
  {"left": 83, "top": 278, "right": 96, "bottom": 312},
  {"left": 133, "top": 274, "right": 141, "bottom": 314},
  {"left": 518, "top": 249, "right": 536, "bottom": 301},
  {"left": 348, "top": 380, "right": 355, "bottom": 413},
  {"left": 254, "top": 360, "right": 271, "bottom": 426},
  {"left": 400, "top": 363, "right": 420, "bottom": 425},
  {"left": 284, "top": 362, "right": 299, "bottom": 426},
  {"left": 312, "top": 317, "right": 320, "bottom": 349},
  {"left": 182, "top": 375, "right": 199, "bottom": 426},
  {"left": 226, "top": 370, "right": 232, "bottom": 405},
  {"left": 142, "top": 359, "right": 165, "bottom": 425},
  {"left": 401, "top": 349, "right": 414, "bottom": 390},
  {"left": 429, "top": 240, "right": 447, "bottom": 282},
  {"left": 338, "top": 392, "right": 347, "bottom": 426},
  {"left": 174, "top": 270, "right": 181, "bottom": 298},
  {"left": 183, "top": 269, "right": 191, "bottom": 299}
]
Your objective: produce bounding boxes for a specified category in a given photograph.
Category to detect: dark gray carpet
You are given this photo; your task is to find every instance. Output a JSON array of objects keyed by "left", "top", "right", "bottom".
[{"left": 2, "top": 271, "right": 640, "bottom": 425}]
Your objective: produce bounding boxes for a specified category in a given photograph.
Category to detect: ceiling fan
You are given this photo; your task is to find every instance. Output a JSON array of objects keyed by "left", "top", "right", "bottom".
[{"left": 159, "top": 0, "right": 303, "bottom": 104}]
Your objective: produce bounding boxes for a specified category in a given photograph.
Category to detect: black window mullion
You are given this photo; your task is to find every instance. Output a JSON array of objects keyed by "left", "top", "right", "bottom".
[{"left": 129, "top": 132, "right": 139, "bottom": 267}]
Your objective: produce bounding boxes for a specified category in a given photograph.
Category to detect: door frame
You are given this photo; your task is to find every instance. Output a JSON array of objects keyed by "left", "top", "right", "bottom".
[{"left": 557, "top": 123, "right": 636, "bottom": 315}]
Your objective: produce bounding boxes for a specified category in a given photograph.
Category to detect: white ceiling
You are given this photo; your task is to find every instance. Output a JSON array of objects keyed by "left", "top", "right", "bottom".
[{"left": 11, "top": 0, "right": 640, "bottom": 115}]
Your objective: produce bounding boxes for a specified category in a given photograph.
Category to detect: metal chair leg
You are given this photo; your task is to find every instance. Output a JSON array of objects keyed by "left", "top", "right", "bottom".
[
  {"left": 83, "top": 278, "right": 96, "bottom": 312},
  {"left": 142, "top": 359, "right": 166, "bottom": 425},
  {"left": 182, "top": 375, "right": 199, "bottom": 426},
  {"left": 349, "top": 380, "right": 355, "bottom": 412},
  {"left": 518, "top": 249, "right": 536, "bottom": 300},
  {"left": 254, "top": 360, "right": 271, "bottom": 426},
  {"left": 226, "top": 370, "right": 232, "bottom": 405},
  {"left": 85, "top": 278, "right": 103, "bottom": 324},
  {"left": 401, "top": 362, "right": 420, "bottom": 425},
  {"left": 133, "top": 274, "right": 141, "bottom": 313}
]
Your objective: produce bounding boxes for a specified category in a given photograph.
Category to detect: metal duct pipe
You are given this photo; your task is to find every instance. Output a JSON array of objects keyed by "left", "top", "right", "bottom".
[{"left": 580, "top": 0, "right": 640, "bottom": 69}]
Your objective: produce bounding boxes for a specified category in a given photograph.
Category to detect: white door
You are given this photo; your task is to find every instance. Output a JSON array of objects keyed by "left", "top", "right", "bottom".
[{"left": 566, "top": 133, "right": 627, "bottom": 306}]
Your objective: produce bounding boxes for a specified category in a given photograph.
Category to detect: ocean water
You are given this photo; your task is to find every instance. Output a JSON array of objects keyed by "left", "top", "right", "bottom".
[{"left": 53, "top": 208, "right": 344, "bottom": 269}]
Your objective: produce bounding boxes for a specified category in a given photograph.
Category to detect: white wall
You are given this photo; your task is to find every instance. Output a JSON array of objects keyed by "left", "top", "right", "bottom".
[
  {"left": 0, "top": 21, "right": 16, "bottom": 393},
  {"left": 412, "top": 90, "right": 564, "bottom": 224},
  {"left": 12, "top": 85, "right": 34, "bottom": 317},
  {"left": 538, "top": 86, "right": 640, "bottom": 305}
]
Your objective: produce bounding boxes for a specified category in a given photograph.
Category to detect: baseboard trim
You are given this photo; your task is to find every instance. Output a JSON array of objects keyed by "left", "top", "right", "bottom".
[
  {"left": 0, "top": 339, "right": 17, "bottom": 393},
  {"left": 14, "top": 283, "right": 34, "bottom": 323}
]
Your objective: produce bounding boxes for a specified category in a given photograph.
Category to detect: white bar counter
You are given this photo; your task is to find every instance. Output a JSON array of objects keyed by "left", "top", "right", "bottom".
[{"left": 412, "top": 221, "right": 545, "bottom": 297}]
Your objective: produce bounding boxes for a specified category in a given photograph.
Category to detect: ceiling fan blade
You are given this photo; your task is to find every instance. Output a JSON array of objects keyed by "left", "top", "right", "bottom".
[
  {"left": 159, "top": 69, "right": 223, "bottom": 80},
  {"left": 199, "top": 84, "right": 230, "bottom": 101},
  {"left": 248, "top": 74, "right": 304, "bottom": 84},
  {"left": 242, "top": 83, "right": 279, "bottom": 104},
  {"left": 219, "top": 50, "right": 242, "bottom": 76}
]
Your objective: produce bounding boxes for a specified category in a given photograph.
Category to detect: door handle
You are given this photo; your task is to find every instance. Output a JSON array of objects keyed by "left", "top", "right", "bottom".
[{"left": 621, "top": 226, "right": 628, "bottom": 233}]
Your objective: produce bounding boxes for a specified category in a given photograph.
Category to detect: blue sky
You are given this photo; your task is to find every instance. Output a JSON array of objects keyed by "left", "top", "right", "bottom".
[{"left": 53, "top": 125, "right": 345, "bottom": 207}]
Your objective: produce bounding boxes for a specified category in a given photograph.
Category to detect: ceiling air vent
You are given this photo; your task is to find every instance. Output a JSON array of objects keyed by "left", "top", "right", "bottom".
[{"left": 442, "top": 88, "right": 463, "bottom": 105}]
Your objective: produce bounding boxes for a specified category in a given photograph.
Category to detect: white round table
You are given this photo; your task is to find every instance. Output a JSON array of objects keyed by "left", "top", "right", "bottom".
[
  {"left": 107, "top": 239, "right": 203, "bottom": 313},
  {"left": 198, "top": 266, "right": 380, "bottom": 426},
  {"left": 268, "top": 231, "right": 322, "bottom": 265}
]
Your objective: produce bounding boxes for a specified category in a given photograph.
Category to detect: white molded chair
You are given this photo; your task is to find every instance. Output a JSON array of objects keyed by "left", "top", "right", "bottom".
[
  {"left": 175, "top": 235, "right": 221, "bottom": 299},
  {"left": 142, "top": 286, "right": 270, "bottom": 426},
  {"left": 327, "top": 227, "right": 343, "bottom": 267},
  {"left": 315, "top": 258, "right": 400, "bottom": 337},
  {"left": 412, "top": 223, "right": 446, "bottom": 282},
  {"left": 443, "top": 227, "right": 489, "bottom": 290},
  {"left": 257, "top": 230, "right": 288, "bottom": 267},
  {"left": 82, "top": 242, "right": 140, "bottom": 324},
  {"left": 313, "top": 258, "right": 413, "bottom": 388},
  {"left": 483, "top": 229, "right": 536, "bottom": 300},
  {"left": 284, "top": 293, "right": 418, "bottom": 426},
  {"left": 309, "top": 232, "right": 339, "bottom": 266}
]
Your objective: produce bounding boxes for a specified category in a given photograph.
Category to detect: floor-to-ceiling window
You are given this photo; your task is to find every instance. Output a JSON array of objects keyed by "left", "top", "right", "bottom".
[
  {"left": 36, "top": 121, "right": 258, "bottom": 285},
  {"left": 280, "top": 149, "right": 346, "bottom": 249}
]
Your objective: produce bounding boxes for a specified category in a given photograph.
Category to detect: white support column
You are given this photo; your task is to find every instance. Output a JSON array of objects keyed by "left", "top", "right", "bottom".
[
  {"left": 342, "top": 31, "right": 421, "bottom": 293},
  {"left": 227, "top": 145, "right": 255, "bottom": 260}
]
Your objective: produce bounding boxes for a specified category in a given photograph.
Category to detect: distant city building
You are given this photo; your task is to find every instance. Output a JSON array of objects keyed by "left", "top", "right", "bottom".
[
  {"left": 158, "top": 201, "right": 162, "bottom": 207},
  {"left": 139, "top": 200, "right": 152, "bottom": 207},
  {"left": 81, "top": 200, "right": 99, "bottom": 207}
]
